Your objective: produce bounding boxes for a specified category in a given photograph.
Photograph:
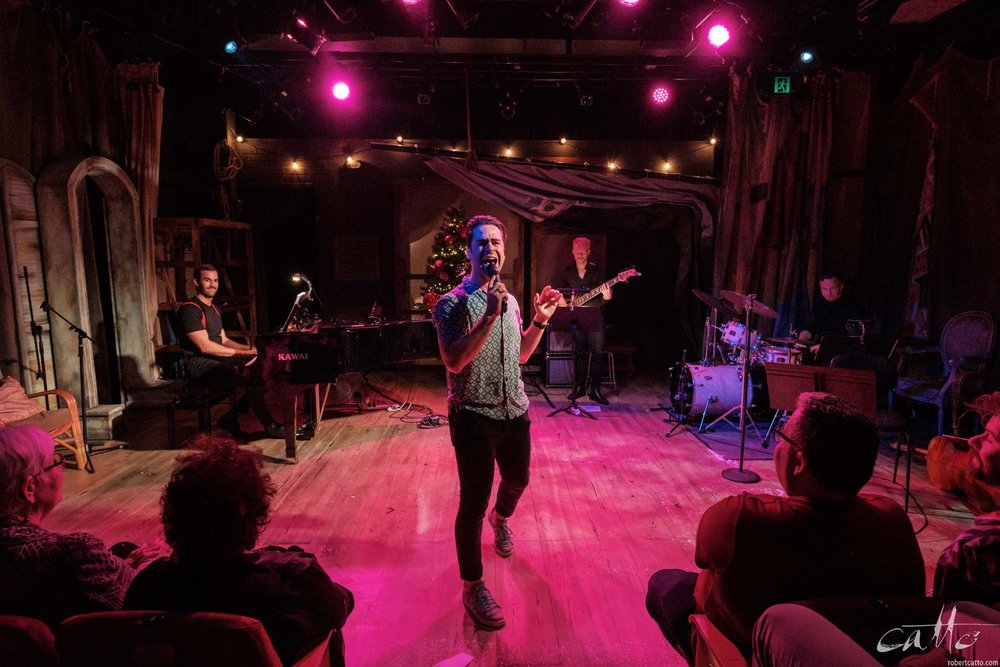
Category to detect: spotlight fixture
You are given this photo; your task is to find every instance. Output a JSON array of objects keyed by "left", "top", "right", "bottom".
[
  {"left": 579, "top": 94, "right": 594, "bottom": 107},
  {"left": 707, "top": 24, "right": 731, "bottom": 48},
  {"left": 345, "top": 156, "right": 361, "bottom": 169},
  {"left": 799, "top": 49, "right": 815, "bottom": 64},
  {"left": 236, "top": 135, "right": 245, "bottom": 143},
  {"left": 607, "top": 161, "right": 619, "bottom": 171},
  {"left": 331, "top": 82, "right": 350, "bottom": 100},
  {"left": 224, "top": 40, "right": 239, "bottom": 55},
  {"left": 559, "top": 136, "right": 567, "bottom": 145},
  {"left": 498, "top": 91, "right": 518, "bottom": 121},
  {"left": 417, "top": 92, "right": 432, "bottom": 105},
  {"left": 662, "top": 161, "right": 671, "bottom": 172},
  {"left": 291, "top": 160, "right": 301, "bottom": 171},
  {"left": 650, "top": 85, "right": 670, "bottom": 105},
  {"left": 504, "top": 147, "right": 513, "bottom": 157},
  {"left": 618, "top": 0, "right": 641, "bottom": 6},
  {"left": 552, "top": 0, "right": 600, "bottom": 30},
  {"left": 396, "top": 135, "right": 404, "bottom": 144},
  {"left": 283, "top": 15, "right": 327, "bottom": 56},
  {"left": 709, "top": 137, "right": 718, "bottom": 145}
]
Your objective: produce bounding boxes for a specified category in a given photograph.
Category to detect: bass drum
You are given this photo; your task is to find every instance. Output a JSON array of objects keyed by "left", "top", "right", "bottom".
[{"left": 669, "top": 364, "right": 755, "bottom": 417}]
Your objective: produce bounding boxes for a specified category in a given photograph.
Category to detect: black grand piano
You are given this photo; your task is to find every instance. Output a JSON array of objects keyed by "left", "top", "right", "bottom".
[{"left": 256, "top": 319, "right": 439, "bottom": 461}]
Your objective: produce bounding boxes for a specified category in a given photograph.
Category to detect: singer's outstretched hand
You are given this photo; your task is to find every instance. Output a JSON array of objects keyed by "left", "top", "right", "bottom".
[{"left": 533, "top": 285, "right": 562, "bottom": 322}]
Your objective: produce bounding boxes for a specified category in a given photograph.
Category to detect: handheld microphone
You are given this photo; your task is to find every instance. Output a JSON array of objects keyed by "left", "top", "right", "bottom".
[{"left": 482, "top": 259, "right": 507, "bottom": 313}]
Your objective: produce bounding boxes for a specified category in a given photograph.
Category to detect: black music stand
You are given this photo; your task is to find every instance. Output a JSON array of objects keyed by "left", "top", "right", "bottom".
[{"left": 547, "top": 306, "right": 602, "bottom": 420}]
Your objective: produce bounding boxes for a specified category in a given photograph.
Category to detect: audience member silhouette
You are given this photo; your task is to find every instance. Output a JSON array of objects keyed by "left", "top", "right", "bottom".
[{"left": 124, "top": 439, "right": 354, "bottom": 666}]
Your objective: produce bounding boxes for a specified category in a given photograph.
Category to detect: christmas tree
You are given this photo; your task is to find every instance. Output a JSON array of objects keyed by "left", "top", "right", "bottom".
[{"left": 422, "top": 206, "right": 469, "bottom": 311}]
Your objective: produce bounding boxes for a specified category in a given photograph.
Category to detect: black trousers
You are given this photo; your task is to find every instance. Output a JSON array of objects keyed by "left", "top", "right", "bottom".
[
  {"left": 449, "top": 408, "right": 531, "bottom": 582},
  {"left": 186, "top": 356, "right": 275, "bottom": 426},
  {"left": 573, "top": 329, "right": 606, "bottom": 389},
  {"left": 645, "top": 568, "right": 699, "bottom": 664}
]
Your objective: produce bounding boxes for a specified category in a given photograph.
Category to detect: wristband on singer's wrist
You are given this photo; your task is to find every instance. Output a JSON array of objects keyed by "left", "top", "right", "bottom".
[{"left": 531, "top": 319, "right": 549, "bottom": 330}]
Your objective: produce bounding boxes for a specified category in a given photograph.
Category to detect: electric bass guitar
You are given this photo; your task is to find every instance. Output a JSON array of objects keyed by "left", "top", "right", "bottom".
[{"left": 568, "top": 268, "right": 641, "bottom": 308}]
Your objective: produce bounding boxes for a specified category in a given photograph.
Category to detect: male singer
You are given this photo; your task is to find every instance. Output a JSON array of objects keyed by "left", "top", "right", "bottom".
[{"left": 432, "top": 215, "right": 561, "bottom": 630}]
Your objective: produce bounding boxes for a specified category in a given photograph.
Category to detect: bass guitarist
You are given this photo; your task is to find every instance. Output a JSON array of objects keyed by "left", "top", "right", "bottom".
[{"left": 557, "top": 237, "right": 613, "bottom": 405}]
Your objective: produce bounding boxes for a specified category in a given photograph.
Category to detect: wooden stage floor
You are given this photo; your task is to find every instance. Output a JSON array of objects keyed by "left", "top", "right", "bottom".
[{"left": 49, "top": 366, "right": 975, "bottom": 667}]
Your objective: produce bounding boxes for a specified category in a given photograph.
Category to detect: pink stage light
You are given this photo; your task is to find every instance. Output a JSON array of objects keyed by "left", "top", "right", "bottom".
[
  {"left": 401, "top": 0, "right": 423, "bottom": 5},
  {"left": 707, "top": 24, "right": 731, "bottom": 48},
  {"left": 332, "top": 82, "right": 350, "bottom": 101},
  {"left": 618, "top": 0, "right": 641, "bottom": 6},
  {"left": 650, "top": 85, "right": 670, "bottom": 105}
]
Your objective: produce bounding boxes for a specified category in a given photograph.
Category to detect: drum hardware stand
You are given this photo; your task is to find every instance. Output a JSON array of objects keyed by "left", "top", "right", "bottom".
[
  {"left": 760, "top": 410, "right": 789, "bottom": 449},
  {"left": 720, "top": 293, "right": 761, "bottom": 484}
]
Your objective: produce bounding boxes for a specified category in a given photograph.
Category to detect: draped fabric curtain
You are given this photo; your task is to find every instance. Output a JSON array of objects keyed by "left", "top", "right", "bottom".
[
  {"left": 424, "top": 157, "right": 719, "bottom": 235},
  {"left": 117, "top": 62, "right": 164, "bottom": 335},
  {"left": 714, "top": 69, "right": 836, "bottom": 337},
  {"left": 907, "top": 51, "right": 1000, "bottom": 335},
  {"left": 0, "top": 1, "right": 119, "bottom": 173}
]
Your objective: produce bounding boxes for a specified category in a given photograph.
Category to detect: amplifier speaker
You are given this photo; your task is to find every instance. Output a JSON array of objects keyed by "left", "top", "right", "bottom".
[{"left": 545, "top": 355, "right": 574, "bottom": 387}]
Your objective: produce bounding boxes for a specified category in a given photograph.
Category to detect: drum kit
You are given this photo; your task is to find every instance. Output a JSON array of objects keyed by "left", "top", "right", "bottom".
[{"left": 667, "top": 289, "right": 809, "bottom": 484}]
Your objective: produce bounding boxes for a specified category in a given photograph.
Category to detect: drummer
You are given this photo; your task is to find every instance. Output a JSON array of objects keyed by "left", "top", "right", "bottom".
[{"left": 797, "top": 272, "right": 865, "bottom": 360}]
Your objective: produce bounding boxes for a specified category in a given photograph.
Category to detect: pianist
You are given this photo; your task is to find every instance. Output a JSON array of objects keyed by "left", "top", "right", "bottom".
[
  {"left": 178, "top": 264, "right": 284, "bottom": 441},
  {"left": 433, "top": 215, "right": 561, "bottom": 631}
]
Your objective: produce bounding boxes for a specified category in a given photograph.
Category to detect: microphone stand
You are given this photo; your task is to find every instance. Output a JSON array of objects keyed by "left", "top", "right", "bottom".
[
  {"left": 281, "top": 292, "right": 309, "bottom": 332},
  {"left": 41, "top": 300, "right": 97, "bottom": 474},
  {"left": 22, "top": 267, "right": 50, "bottom": 408},
  {"left": 721, "top": 295, "right": 761, "bottom": 484}
]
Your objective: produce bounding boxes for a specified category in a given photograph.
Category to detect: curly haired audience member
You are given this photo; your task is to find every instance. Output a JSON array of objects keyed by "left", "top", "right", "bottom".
[
  {"left": 124, "top": 440, "right": 354, "bottom": 666},
  {"left": 0, "top": 425, "right": 158, "bottom": 626}
]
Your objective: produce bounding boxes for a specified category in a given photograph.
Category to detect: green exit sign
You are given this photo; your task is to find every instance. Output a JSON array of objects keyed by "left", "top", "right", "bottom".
[{"left": 774, "top": 76, "right": 792, "bottom": 94}]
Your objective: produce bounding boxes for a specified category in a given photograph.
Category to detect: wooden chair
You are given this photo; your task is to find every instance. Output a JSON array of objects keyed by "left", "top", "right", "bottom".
[
  {"left": 56, "top": 611, "right": 337, "bottom": 667},
  {"left": 689, "top": 614, "right": 746, "bottom": 667},
  {"left": 7, "top": 388, "right": 89, "bottom": 472},
  {"left": 0, "top": 614, "right": 60, "bottom": 667},
  {"left": 893, "top": 310, "right": 996, "bottom": 434}
]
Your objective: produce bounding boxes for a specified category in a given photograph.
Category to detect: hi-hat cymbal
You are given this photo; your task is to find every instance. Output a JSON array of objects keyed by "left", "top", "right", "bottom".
[
  {"left": 691, "top": 289, "right": 738, "bottom": 318},
  {"left": 719, "top": 290, "right": 778, "bottom": 319}
]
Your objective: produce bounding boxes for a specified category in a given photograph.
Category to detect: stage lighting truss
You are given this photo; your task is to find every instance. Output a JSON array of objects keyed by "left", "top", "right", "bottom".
[
  {"left": 543, "top": 0, "right": 600, "bottom": 30},
  {"left": 444, "top": 0, "right": 479, "bottom": 29}
]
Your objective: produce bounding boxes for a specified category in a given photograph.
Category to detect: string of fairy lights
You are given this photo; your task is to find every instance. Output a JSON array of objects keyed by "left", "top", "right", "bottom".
[{"left": 232, "top": 134, "right": 719, "bottom": 178}]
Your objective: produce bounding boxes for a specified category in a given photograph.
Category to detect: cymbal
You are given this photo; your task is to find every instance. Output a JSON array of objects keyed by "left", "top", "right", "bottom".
[
  {"left": 691, "top": 289, "right": 738, "bottom": 318},
  {"left": 719, "top": 290, "right": 778, "bottom": 319}
]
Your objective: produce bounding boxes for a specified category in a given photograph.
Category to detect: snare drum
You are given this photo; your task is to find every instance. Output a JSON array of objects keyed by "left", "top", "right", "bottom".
[
  {"left": 669, "top": 364, "right": 754, "bottom": 416},
  {"left": 758, "top": 345, "right": 802, "bottom": 365},
  {"left": 720, "top": 320, "right": 762, "bottom": 350}
]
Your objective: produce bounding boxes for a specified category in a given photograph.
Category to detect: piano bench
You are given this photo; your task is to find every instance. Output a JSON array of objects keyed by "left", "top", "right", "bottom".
[{"left": 127, "top": 382, "right": 233, "bottom": 449}]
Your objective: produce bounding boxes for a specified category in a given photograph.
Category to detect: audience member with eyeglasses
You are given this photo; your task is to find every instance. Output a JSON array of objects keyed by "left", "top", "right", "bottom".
[
  {"left": 0, "top": 425, "right": 164, "bottom": 627},
  {"left": 644, "top": 392, "right": 925, "bottom": 662}
]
